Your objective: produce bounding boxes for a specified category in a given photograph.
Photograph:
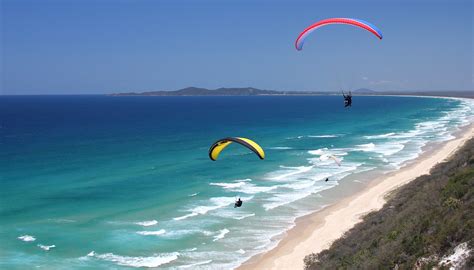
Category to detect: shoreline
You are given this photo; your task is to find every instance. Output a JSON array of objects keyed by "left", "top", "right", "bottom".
[{"left": 237, "top": 122, "right": 474, "bottom": 270}]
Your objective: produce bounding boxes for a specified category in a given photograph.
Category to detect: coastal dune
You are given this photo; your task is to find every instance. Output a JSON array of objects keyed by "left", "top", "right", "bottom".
[{"left": 238, "top": 123, "right": 474, "bottom": 270}]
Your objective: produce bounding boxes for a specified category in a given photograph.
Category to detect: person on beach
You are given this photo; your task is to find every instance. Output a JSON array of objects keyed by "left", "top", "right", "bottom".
[{"left": 234, "top": 198, "right": 243, "bottom": 208}]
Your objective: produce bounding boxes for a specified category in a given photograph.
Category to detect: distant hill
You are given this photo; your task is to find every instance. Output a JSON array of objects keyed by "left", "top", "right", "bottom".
[
  {"left": 111, "top": 87, "right": 288, "bottom": 96},
  {"left": 109, "top": 87, "right": 344, "bottom": 96},
  {"left": 353, "top": 88, "right": 377, "bottom": 94}
]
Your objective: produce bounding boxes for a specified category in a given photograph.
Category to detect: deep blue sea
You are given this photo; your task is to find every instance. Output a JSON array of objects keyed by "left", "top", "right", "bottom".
[{"left": 1, "top": 95, "right": 473, "bottom": 269}]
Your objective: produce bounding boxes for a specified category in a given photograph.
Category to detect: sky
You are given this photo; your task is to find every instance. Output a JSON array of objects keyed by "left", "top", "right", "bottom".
[{"left": 1, "top": 0, "right": 473, "bottom": 94}]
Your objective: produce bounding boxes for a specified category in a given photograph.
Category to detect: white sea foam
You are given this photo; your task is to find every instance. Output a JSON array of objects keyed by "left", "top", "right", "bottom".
[
  {"left": 391, "top": 129, "right": 424, "bottom": 139},
  {"left": 263, "top": 192, "right": 311, "bottom": 211},
  {"left": 237, "top": 249, "right": 245, "bottom": 254},
  {"left": 240, "top": 184, "right": 277, "bottom": 194},
  {"left": 213, "top": 180, "right": 277, "bottom": 194},
  {"left": 173, "top": 213, "right": 197, "bottom": 221},
  {"left": 267, "top": 166, "right": 314, "bottom": 181},
  {"left": 136, "top": 229, "right": 166, "bottom": 236},
  {"left": 88, "top": 251, "right": 179, "bottom": 268},
  {"left": 135, "top": 220, "right": 158, "bottom": 227},
  {"left": 38, "top": 244, "right": 55, "bottom": 251},
  {"left": 173, "top": 197, "right": 235, "bottom": 221},
  {"left": 307, "top": 134, "right": 340, "bottom": 138},
  {"left": 307, "top": 148, "right": 328, "bottom": 155},
  {"left": 233, "top": 213, "right": 255, "bottom": 220},
  {"left": 281, "top": 180, "right": 319, "bottom": 190},
  {"left": 18, "top": 235, "right": 36, "bottom": 242},
  {"left": 188, "top": 193, "right": 199, "bottom": 197},
  {"left": 355, "top": 142, "right": 406, "bottom": 156},
  {"left": 416, "top": 120, "right": 446, "bottom": 131},
  {"left": 202, "top": 230, "right": 214, "bottom": 236},
  {"left": 263, "top": 161, "right": 361, "bottom": 211},
  {"left": 210, "top": 182, "right": 246, "bottom": 189},
  {"left": 178, "top": 260, "right": 213, "bottom": 268},
  {"left": 364, "top": 132, "right": 395, "bottom": 139},
  {"left": 268, "top": 146, "right": 293, "bottom": 150},
  {"left": 319, "top": 154, "right": 330, "bottom": 161},
  {"left": 235, "top": 178, "right": 252, "bottom": 182},
  {"left": 290, "top": 134, "right": 341, "bottom": 139},
  {"left": 355, "top": 143, "right": 375, "bottom": 151},
  {"left": 213, "top": 229, "right": 230, "bottom": 241},
  {"left": 263, "top": 183, "right": 331, "bottom": 211},
  {"left": 162, "top": 229, "right": 212, "bottom": 239}
]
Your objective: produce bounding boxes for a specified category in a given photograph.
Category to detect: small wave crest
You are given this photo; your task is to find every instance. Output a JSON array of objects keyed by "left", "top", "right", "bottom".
[
  {"left": 210, "top": 182, "right": 246, "bottom": 189},
  {"left": 136, "top": 229, "right": 166, "bottom": 236},
  {"left": 87, "top": 251, "right": 179, "bottom": 268},
  {"left": 307, "top": 134, "right": 340, "bottom": 138},
  {"left": 233, "top": 213, "right": 255, "bottom": 220},
  {"left": 364, "top": 132, "right": 395, "bottom": 139},
  {"left": 18, "top": 235, "right": 36, "bottom": 242},
  {"left": 289, "top": 134, "right": 341, "bottom": 139},
  {"left": 211, "top": 180, "right": 276, "bottom": 194},
  {"left": 173, "top": 197, "right": 235, "bottom": 221},
  {"left": 213, "top": 229, "right": 229, "bottom": 242},
  {"left": 267, "top": 165, "right": 314, "bottom": 181},
  {"left": 178, "top": 260, "right": 213, "bottom": 268},
  {"left": 355, "top": 142, "right": 406, "bottom": 156},
  {"left": 235, "top": 178, "right": 252, "bottom": 182},
  {"left": 135, "top": 220, "right": 158, "bottom": 227},
  {"left": 38, "top": 244, "right": 55, "bottom": 251},
  {"left": 268, "top": 146, "right": 293, "bottom": 150},
  {"left": 307, "top": 148, "right": 328, "bottom": 155}
]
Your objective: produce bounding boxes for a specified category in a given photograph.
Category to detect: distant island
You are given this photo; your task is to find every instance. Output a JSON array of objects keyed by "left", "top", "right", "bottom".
[
  {"left": 110, "top": 87, "right": 328, "bottom": 96},
  {"left": 110, "top": 87, "right": 474, "bottom": 98}
]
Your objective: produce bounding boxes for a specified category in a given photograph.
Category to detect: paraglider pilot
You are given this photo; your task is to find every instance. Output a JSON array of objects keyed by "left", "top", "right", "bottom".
[
  {"left": 342, "top": 91, "right": 352, "bottom": 107},
  {"left": 234, "top": 198, "right": 243, "bottom": 208}
]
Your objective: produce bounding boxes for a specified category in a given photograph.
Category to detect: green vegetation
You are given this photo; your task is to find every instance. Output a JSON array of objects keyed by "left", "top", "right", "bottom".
[{"left": 304, "top": 138, "right": 474, "bottom": 269}]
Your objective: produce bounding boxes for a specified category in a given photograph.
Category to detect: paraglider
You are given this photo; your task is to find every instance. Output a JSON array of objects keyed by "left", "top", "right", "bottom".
[
  {"left": 342, "top": 91, "right": 352, "bottom": 107},
  {"left": 234, "top": 198, "right": 243, "bottom": 208},
  {"left": 209, "top": 137, "right": 265, "bottom": 161},
  {"left": 329, "top": 155, "right": 342, "bottom": 166},
  {"left": 295, "top": 18, "right": 383, "bottom": 51},
  {"left": 320, "top": 154, "right": 342, "bottom": 166}
]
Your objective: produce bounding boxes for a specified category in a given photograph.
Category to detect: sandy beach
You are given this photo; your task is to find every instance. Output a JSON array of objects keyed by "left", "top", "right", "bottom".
[{"left": 238, "top": 122, "right": 474, "bottom": 270}]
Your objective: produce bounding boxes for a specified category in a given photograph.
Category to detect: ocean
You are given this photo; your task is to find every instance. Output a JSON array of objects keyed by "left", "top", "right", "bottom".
[{"left": 1, "top": 95, "right": 473, "bottom": 269}]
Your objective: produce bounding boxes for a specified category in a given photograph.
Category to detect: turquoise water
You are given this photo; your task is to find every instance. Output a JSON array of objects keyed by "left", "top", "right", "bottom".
[{"left": 1, "top": 95, "right": 473, "bottom": 269}]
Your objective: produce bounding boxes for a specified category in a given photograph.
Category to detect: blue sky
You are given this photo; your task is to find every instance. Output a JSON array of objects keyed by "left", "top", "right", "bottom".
[{"left": 1, "top": 0, "right": 473, "bottom": 94}]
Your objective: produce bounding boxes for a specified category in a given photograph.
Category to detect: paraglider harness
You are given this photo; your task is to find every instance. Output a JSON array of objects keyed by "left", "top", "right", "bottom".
[
  {"left": 342, "top": 91, "right": 352, "bottom": 107},
  {"left": 234, "top": 198, "right": 243, "bottom": 208}
]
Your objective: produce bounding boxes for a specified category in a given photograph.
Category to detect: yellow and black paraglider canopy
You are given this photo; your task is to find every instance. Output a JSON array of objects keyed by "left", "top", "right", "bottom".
[{"left": 209, "top": 137, "right": 265, "bottom": 161}]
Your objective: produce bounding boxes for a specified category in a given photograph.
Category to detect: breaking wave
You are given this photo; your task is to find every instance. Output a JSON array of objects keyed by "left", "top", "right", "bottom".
[
  {"left": 135, "top": 220, "right": 158, "bottom": 227},
  {"left": 87, "top": 251, "right": 179, "bottom": 268}
]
